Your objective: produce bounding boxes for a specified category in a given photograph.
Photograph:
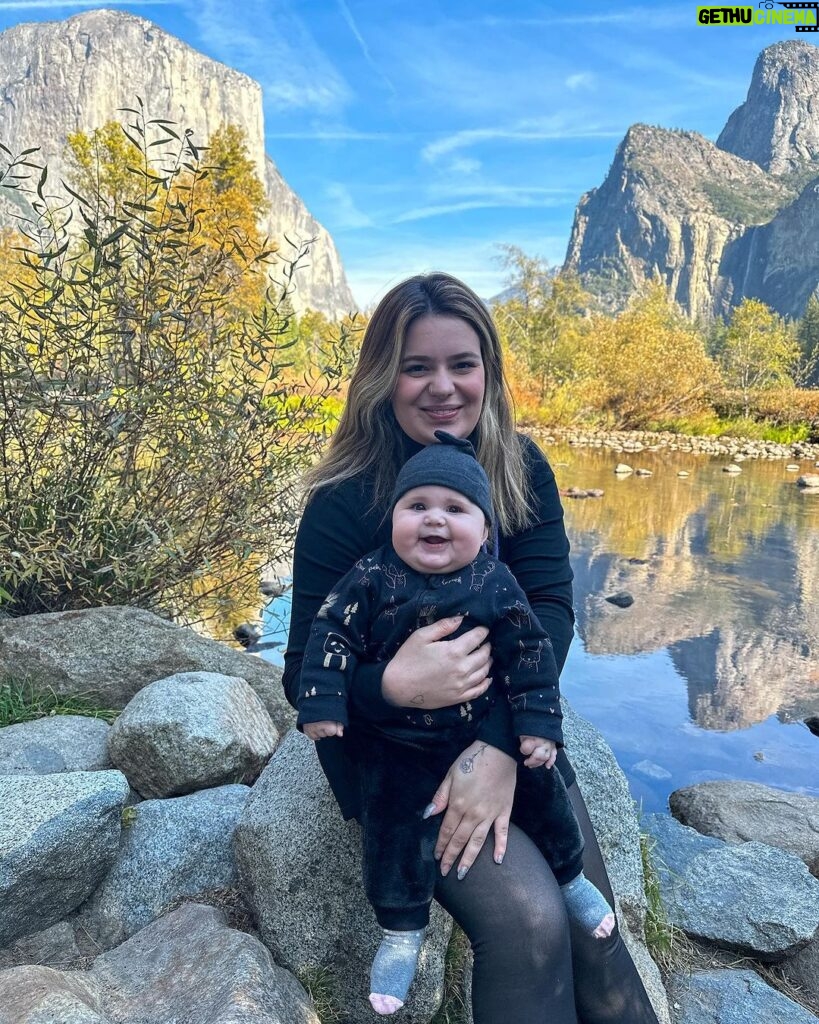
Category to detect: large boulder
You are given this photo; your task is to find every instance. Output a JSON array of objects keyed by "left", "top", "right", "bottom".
[
  {"left": 0, "top": 967, "right": 107, "bottom": 1024},
  {"left": 666, "top": 968, "right": 818, "bottom": 1024},
  {"left": 107, "top": 672, "right": 278, "bottom": 798},
  {"left": 561, "top": 700, "right": 647, "bottom": 934},
  {"left": 0, "top": 904, "right": 320, "bottom": 1024},
  {"left": 562, "top": 702, "right": 669, "bottom": 1022},
  {"left": 0, "top": 606, "right": 294, "bottom": 732},
  {"left": 0, "top": 715, "right": 111, "bottom": 776},
  {"left": 77, "top": 785, "right": 250, "bottom": 949},
  {"left": 644, "top": 813, "right": 819, "bottom": 959},
  {"left": 0, "top": 921, "right": 84, "bottom": 971},
  {"left": 0, "top": 771, "right": 129, "bottom": 947},
  {"left": 669, "top": 780, "right": 819, "bottom": 876},
  {"left": 781, "top": 930, "right": 819, "bottom": 1010},
  {"left": 235, "top": 730, "right": 451, "bottom": 1024}
]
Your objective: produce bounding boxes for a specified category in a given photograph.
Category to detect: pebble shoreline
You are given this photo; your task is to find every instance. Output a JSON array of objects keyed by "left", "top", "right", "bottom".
[{"left": 526, "top": 425, "right": 819, "bottom": 463}]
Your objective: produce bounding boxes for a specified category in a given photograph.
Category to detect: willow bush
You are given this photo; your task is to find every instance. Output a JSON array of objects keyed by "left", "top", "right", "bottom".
[{"left": 0, "top": 102, "right": 348, "bottom": 619}]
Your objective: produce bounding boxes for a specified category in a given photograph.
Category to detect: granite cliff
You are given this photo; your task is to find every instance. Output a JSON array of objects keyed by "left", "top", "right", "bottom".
[
  {"left": 0, "top": 9, "right": 356, "bottom": 317},
  {"left": 565, "top": 40, "right": 819, "bottom": 320}
]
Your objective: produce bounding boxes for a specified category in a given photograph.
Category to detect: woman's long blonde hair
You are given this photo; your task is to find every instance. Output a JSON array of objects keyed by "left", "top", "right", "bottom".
[{"left": 303, "top": 272, "right": 536, "bottom": 534}]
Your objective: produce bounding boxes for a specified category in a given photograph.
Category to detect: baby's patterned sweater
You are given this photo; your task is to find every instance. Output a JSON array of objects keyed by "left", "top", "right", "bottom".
[{"left": 297, "top": 545, "right": 564, "bottom": 745}]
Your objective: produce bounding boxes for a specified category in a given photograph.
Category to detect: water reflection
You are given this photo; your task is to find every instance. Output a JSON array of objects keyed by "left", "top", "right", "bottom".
[{"left": 548, "top": 441, "right": 819, "bottom": 810}]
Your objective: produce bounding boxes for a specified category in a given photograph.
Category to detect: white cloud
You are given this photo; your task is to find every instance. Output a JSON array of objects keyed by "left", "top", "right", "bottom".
[
  {"left": 324, "top": 182, "right": 373, "bottom": 230},
  {"left": 184, "top": 0, "right": 351, "bottom": 114},
  {"left": 422, "top": 119, "right": 622, "bottom": 164},
  {"left": 335, "top": 0, "right": 397, "bottom": 97},
  {"left": 566, "top": 72, "right": 595, "bottom": 91},
  {"left": 392, "top": 191, "right": 567, "bottom": 226}
]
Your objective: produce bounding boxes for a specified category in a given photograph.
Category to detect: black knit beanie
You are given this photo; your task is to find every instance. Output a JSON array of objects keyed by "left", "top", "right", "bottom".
[{"left": 391, "top": 431, "right": 494, "bottom": 524}]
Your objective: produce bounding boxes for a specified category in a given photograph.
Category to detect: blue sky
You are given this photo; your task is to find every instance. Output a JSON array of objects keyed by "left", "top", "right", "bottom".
[{"left": 0, "top": 1, "right": 814, "bottom": 308}]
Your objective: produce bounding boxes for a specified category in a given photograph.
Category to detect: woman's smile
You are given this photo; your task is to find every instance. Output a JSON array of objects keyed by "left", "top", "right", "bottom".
[{"left": 391, "top": 315, "right": 485, "bottom": 445}]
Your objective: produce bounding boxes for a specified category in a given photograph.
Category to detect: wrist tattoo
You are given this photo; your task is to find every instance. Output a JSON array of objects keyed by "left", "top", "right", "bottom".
[
  {"left": 459, "top": 744, "right": 488, "bottom": 775},
  {"left": 410, "top": 694, "right": 425, "bottom": 706}
]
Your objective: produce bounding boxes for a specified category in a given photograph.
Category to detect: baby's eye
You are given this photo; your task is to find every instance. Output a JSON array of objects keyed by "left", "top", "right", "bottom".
[
  {"left": 447, "top": 505, "right": 464, "bottom": 514},
  {"left": 411, "top": 502, "right": 427, "bottom": 511}
]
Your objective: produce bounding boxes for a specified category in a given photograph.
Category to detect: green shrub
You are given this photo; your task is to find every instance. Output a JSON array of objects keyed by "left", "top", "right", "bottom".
[{"left": 0, "top": 103, "right": 347, "bottom": 620}]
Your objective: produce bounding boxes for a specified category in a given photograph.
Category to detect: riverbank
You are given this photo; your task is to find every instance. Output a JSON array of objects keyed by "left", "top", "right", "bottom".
[{"left": 527, "top": 426, "right": 819, "bottom": 463}]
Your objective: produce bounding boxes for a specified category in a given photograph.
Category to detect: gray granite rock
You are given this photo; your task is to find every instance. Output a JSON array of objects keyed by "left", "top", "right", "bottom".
[
  {"left": 0, "top": 904, "right": 320, "bottom": 1024},
  {"left": 0, "top": 921, "right": 83, "bottom": 971},
  {"left": 669, "top": 780, "right": 819, "bottom": 876},
  {"left": 0, "top": 606, "right": 294, "bottom": 732},
  {"left": 91, "top": 903, "right": 319, "bottom": 1023},
  {"left": 235, "top": 729, "right": 451, "bottom": 1024},
  {"left": 0, "top": 966, "right": 108, "bottom": 1024},
  {"left": 0, "top": 715, "right": 111, "bottom": 776},
  {"left": 562, "top": 700, "right": 648, "bottom": 936},
  {"left": 78, "top": 784, "right": 250, "bottom": 949},
  {"left": 644, "top": 813, "right": 819, "bottom": 959},
  {"left": 107, "top": 672, "right": 278, "bottom": 798},
  {"left": 0, "top": 771, "right": 129, "bottom": 947},
  {"left": 667, "top": 968, "right": 818, "bottom": 1024},
  {"left": 781, "top": 930, "right": 819, "bottom": 1011}
]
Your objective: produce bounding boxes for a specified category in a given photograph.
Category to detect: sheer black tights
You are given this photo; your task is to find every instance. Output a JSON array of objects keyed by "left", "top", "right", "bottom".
[{"left": 433, "top": 781, "right": 659, "bottom": 1024}]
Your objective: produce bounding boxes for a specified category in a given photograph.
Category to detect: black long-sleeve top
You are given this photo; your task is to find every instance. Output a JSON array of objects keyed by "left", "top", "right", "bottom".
[
  {"left": 283, "top": 429, "right": 575, "bottom": 819},
  {"left": 297, "top": 545, "right": 564, "bottom": 745}
]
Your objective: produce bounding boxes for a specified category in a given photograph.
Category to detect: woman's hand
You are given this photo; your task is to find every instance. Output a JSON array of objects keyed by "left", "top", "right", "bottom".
[
  {"left": 424, "top": 741, "right": 516, "bottom": 879},
  {"left": 381, "top": 616, "right": 492, "bottom": 710}
]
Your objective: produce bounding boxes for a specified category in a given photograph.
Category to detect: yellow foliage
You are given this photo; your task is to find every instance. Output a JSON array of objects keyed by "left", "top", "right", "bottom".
[{"left": 583, "top": 284, "right": 718, "bottom": 428}]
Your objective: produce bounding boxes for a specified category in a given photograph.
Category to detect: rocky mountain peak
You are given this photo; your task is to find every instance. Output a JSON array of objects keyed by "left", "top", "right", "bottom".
[
  {"left": 564, "top": 40, "right": 819, "bottom": 320},
  {"left": 0, "top": 9, "right": 355, "bottom": 316},
  {"left": 717, "top": 40, "right": 819, "bottom": 174}
]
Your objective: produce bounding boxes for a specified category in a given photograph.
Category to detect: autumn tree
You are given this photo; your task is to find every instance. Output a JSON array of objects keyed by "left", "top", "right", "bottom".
[
  {"left": 0, "top": 104, "right": 342, "bottom": 619},
  {"left": 494, "top": 245, "right": 591, "bottom": 402},
  {"left": 796, "top": 293, "right": 819, "bottom": 389},
  {"left": 584, "top": 284, "right": 717, "bottom": 428},
  {"left": 719, "top": 298, "right": 800, "bottom": 416}
]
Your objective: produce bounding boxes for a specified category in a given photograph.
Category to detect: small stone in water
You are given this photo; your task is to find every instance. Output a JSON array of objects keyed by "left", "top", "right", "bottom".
[
  {"left": 614, "top": 463, "right": 633, "bottom": 475},
  {"left": 635, "top": 468, "right": 653, "bottom": 476},
  {"left": 677, "top": 470, "right": 690, "bottom": 477},
  {"left": 723, "top": 464, "right": 742, "bottom": 474},
  {"left": 605, "top": 591, "right": 634, "bottom": 608},
  {"left": 786, "top": 464, "right": 800, "bottom": 472},
  {"left": 753, "top": 751, "right": 765, "bottom": 762}
]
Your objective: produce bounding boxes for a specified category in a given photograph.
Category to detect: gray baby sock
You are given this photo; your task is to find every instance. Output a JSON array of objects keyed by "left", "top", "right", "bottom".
[
  {"left": 369, "top": 927, "right": 425, "bottom": 1015},
  {"left": 560, "top": 871, "right": 616, "bottom": 938}
]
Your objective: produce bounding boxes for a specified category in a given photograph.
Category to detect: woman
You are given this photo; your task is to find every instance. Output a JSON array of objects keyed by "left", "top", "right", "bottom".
[{"left": 282, "top": 272, "right": 659, "bottom": 1024}]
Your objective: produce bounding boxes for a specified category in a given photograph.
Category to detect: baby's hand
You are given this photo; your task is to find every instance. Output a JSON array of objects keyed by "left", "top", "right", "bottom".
[
  {"left": 303, "top": 721, "right": 345, "bottom": 740},
  {"left": 519, "top": 735, "right": 557, "bottom": 769}
]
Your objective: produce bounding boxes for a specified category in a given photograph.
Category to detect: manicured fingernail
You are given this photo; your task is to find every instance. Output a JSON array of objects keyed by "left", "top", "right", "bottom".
[
  {"left": 457, "top": 866, "right": 469, "bottom": 880},
  {"left": 422, "top": 803, "right": 436, "bottom": 819},
  {"left": 434, "top": 849, "right": 442, "bottom": 860},
  {"left": 494, "top": 853, "right": 504, "bottom": 865},
  {"left": 440, "top": 864, "right": 450, "bottom": 876}
]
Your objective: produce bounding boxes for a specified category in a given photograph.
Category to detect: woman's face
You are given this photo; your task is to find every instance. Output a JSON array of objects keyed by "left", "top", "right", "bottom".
[{"left": 391, "top": 314, "right": 486, "bottom": 445}]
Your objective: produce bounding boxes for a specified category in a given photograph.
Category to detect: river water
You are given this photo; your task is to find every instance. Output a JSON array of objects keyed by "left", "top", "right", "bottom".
[{"left": 261, "top": 440, "right": 819, "bottom": 814}]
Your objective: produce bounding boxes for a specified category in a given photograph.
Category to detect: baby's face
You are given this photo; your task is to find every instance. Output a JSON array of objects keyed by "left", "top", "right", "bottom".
[{"left": 392, "top": 485, "right": 489, "bottom": 574}]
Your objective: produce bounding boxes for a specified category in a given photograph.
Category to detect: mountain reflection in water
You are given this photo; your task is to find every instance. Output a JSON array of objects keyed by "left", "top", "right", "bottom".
[
  {"left": 550, "top": 440, "right": 819, "bottom": 812},
  {"left": 260, "top": 440, "right": 819, "bottom": 813}
]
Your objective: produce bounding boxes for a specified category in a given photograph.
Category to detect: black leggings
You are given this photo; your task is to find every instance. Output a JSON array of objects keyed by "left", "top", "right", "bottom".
[{"left": 433, "top": 780, "right": 660, "bottom": 1024}]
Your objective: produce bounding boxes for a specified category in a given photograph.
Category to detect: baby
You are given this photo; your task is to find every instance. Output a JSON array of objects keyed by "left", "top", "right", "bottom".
[{"left": 298, "top": 431, "right": 614, "bottom": 1015}]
